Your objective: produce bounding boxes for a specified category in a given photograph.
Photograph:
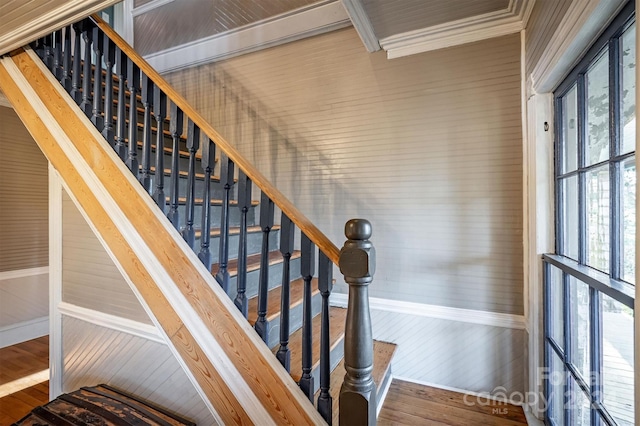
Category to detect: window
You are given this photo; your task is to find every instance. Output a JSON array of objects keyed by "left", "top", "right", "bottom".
[{"left": 544, "top": 2, "right": 635, "bottom": 425}]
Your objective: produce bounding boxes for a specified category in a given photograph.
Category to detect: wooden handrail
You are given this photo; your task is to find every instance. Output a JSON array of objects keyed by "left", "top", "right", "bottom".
[{"left": 91, "top": 14, "right": 340, "bottom": 265}]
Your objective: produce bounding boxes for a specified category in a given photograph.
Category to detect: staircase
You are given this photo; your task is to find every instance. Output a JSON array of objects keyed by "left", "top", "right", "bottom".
[{"left": 0, "top": 15, "right": 396, "bottom": 425}]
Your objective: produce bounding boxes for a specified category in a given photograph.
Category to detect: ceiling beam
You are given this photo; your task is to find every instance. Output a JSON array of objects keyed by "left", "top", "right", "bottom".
[
  {"left": 0, "top": 0, "right": 120, "bottom": 56},
  {"left": 341, "top": 0, "right": 380, "bottom": 52}
]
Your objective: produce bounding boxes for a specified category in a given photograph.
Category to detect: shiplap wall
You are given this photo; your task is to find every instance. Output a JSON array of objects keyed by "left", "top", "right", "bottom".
[
  {"left": 62, "top": 316, "right": 215, "bottom": 425},
  {"left": 0, "top": 106, "right": 48, "bottom": 272},
  {"left": 62, "top": 190, "right": 152, "bottom": 324},
  {"left": 524, "top": 0, "right": 574, "bottom": 77},
  {"left": 165, "top": 28, "right": 524, "bottom": 315}
]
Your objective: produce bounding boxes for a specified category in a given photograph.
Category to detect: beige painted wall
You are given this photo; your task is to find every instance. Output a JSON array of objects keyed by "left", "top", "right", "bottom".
[{"left": 165, "top": 28, "right": 525, "bottom": 315}]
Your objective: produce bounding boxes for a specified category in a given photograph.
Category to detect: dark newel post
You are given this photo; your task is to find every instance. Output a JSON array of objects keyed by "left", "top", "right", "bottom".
[
  {"left": 90, "top": 27, "right": 104, "bottom": 131},
  {"left": 198, "top": 138, "right": 216, "bottom": 270},
  {"left": 126, "top": 59, "right": 140, "bottom": 176},
  {"left": 298, "top": 233, "right": 315, "bottom": 401},
  {"left": 152, "top": 86, "right": 167, "bottom": 211},
  {"left": 317, "top": 250, "right": 333, "bottom": 424},
  {"left": 276, "top": 213, "right": 295, "bottom": 372},
  {"left": 167, "top": 102, "right": 184, "bottom": 229},
  {"left": 52, "top": 29, "right": 62, "bottom": 78},
  {"left": 139, "top": 74, "right": 154, "bottom": 191},
  {"left": 114, "top": 47, "right": 128, "bottom": 160},
  {"left": 61, "top": 26, "right": 72, "bottom": 90},
  {"left": 79, "top": 24, "right": 93, "bottom": 117},
  {"left": 182, "top": 119, "right": 200, "bottom": 248},
  {"left": 254, "top": 192, "right": 274, "bottom": 343},
  {"left": 215, "top": 155, "right": 235, "bottom": 292},
  {"left": 234, "top": 171, "right": 252, "bottom": 317},
  {"left": 102, "top": 37, "right": 115, "bottom": 145},
  {"left": 70, "top": 23, "right": 82, "bottom": 103},
  {"left": 339, "top": 219, "right": 377, "bottom": 426}
]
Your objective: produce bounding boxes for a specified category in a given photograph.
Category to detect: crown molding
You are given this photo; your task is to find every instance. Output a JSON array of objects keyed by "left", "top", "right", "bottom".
[
  {"left": 144, "top": 0, "right": 350, "bottom": 74},
  {"left": 380, "top": 0, "right": 533, "bottom": 59},
  {"left": 341, "top": 0, "right": 380, "bottom": 52}
]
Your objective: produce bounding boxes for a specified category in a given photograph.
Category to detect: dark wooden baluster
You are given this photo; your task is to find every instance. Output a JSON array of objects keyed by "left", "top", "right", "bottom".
[
  {"left": 182, "top": 119, "right": 200, "bottom": 248},
  {"left": 317, "top": 250, "right": 333, "bottom": 425},
  {"left": 34, "top": 36, "right": 45, "bottom": 59},
  {"left": 79, "top": 24, "right": 93, "bottom": 117},
  {"left": 139, "top": 74, "right": 154, "bottom": 191},
  {"left": 298, "top": 233, "right": 315, "bottom": 401},
  {"left": 152, "top": 86, "right": 167, "bottom": 211},
  {"left": 167, "top": 102, "right": 184, "bottom": 229},
  {"left": 42, "top": 33, "right": 54, "bottom": 70},
  {"left": 215, "top": 155, "right": 235, "bottom": 293},
  {"left": 254, "top": 192, "right": 274, "bottom": 343},
  {"left": 126, "top": 59, "right": 140, "bottom": 177},
  {"left": 91, "top": 27, "right": 104, "bottom": 131},
  {"left": 114, "top": 48, "right": 128, "bottom": 160},
  {"left": 101, "top": 37, "right": 116, "bottom": 146},
  {"left": 198, "top": 138, "right": 216, "bottom": 270},
  {"left": 276, "top": 213, "right": 295, "bottom": 372},
  {"left": 339, "top": 219, "right": 377, "bottom": 425},
  {"left": 234, "top": 171, "right": 252, "bottom": 317},
  {"left": 61, "top": 26, "right": 72, "bottom": 90},
  {"left": 52, "top": 29, "right": 63, "bottom": 79},
  {"left": 69, "top": 23, "right": 82, "bottom": 103}
]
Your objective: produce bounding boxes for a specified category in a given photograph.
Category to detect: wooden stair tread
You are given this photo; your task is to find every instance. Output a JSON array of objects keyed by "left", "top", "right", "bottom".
[
  {"left": 285, "top": 306, "right": 347, "bottom": 382},
  {"left": 213, "top": 250, "right": 301, "bottom": 277},
  {"left": 247, "top": 277, "right": 320, "bottom": 324},
  {"left": 194, "top": 224, "right": 275, "bottom": 239},
  {"left": 323, "top": 340, "right": 397, "bottom": 425}
]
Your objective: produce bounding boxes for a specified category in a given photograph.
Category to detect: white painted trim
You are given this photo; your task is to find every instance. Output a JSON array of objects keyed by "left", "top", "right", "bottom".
[
  {"left": 144, "top": 0, "right": 351, "bottom": 74},
  {"left": 635, "top": 2, "right": 639, "bottom": 421},
  {"left": 11, "top": 48, "right": 324, "bottom": 424},
  {"left": 131, "top": 0, "right": 173, "bottom": 17},
  {"left": 0, "top": 316, "right": 48, "bottom": 349},
  {"left": 340, "top": 0, "right": 380, "bottom": 52},
  {"left": 379, "top": 0, "right": 529, "bottom": 59},
  {"left": 0, "top": 266, "right": 48, "bottom": 281},
  {"left": 330, "top": 293, "right": 526, "bottom": 330},
  {"left": 49, "top": 165, "right": 63, "bottom": 399},
  {"left": 122, "top": 0, "right": 134, "bottom": 46},
  {"left": 59, "top": 302, "right": 164, "bottom": 344},
  {"left": 376, "top": 373, "right": 392, "bottom": 417},
  {"left": 530, "top": 0, "right": 627, "bottom": 93}
]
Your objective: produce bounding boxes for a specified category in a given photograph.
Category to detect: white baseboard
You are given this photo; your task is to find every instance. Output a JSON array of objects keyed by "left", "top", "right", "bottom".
[
  {"left": 330, "top": 293, "right": 526, "bottom": 330},
  {"left": 0, "top": 316, "right": 49, "bottom": 348},
  {"left": 0, "top": 266, "right": 49, "bottom": 281}
]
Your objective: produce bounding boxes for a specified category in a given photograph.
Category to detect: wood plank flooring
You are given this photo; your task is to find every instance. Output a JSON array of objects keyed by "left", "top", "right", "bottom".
[
  {"left": 0, "top": 336, "right": 49, "bottom": 425},
  {"left": 379, "top": 379, "right": 529, "bottom": 426}
]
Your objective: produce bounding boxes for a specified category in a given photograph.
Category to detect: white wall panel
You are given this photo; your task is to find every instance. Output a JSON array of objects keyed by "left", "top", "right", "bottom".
[
  {"left": 62, "top": 315, "right": 215, "bottom": 425},
  {"left": 62, "top": 190, "right": 152, "bottom": 324},
  {"left": 525, "top": 0, "right": 574, "bottom": 76},
  {"left": 0, "top": 272, "right": 48, "bottom": 328},
  {"left": 165, "top": 28, "right": 524, "bottom": 315}
]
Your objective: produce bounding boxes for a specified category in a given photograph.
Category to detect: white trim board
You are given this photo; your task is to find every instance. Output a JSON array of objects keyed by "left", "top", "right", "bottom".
[
  {"left": 0, "top": 316, "right": 48, "bottom": 349},
  {"left": 144, "top": 0, "right": 350, "bottom": 74},
  {"left": 131, "top": 0, "right": 173, "bottom": 17},
  {"left": 379, "top": 0, "right": 533, "bottom": 59},
  {"left": 0, "top": 266, "right": 48, "bottom": 281},
  {"left": 58, "top": 302, "right": 164, "bottom": 344},
  {"left": 330, "top": 293, "right": 526, "bottom": 330},
  {"left": 341, "top": 0, "right": 380, "bottom": 52},
  {"left": 530, "top": 0, "right": 628, "bottom": 93},
  {"left": 49, "top": 165, "right": 63, "bottom": 398}
]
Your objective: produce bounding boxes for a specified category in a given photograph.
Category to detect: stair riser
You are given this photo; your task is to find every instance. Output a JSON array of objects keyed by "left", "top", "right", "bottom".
[
  {"left": 169, "top": 202, "right": 258, "bottom": 230},
  {"left": 265, "top": 291, "right": 322, "bottom": 350},
  {"left": 311, "top": 339, "right": 344, "bottom": 396},
  {"left": 226, "top": 257, "right": 302, "bottom": 301},
  {"left": 190, "top": 228, "right": 280, "bottom": 264}
]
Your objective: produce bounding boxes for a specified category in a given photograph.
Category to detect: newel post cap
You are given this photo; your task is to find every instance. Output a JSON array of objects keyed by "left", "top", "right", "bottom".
[{"left": 339, "top": 219, "right": 375, "bottom": 279}]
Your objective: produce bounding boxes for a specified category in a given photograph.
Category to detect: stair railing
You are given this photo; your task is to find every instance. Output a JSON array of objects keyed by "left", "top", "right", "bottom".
[{"left": 33, "top": 16, "right": 375, "bottom": 424}]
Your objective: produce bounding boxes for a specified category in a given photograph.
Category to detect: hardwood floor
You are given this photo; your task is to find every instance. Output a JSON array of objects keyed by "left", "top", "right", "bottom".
[
  {"left": 379, "top": 379, "right": 529, "bottom": 426},
  {"left": 0, "top": 336, "right": 49, "bottom": 425}
]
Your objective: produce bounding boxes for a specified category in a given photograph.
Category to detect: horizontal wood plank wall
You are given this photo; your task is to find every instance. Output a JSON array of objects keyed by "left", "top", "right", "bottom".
[
  {"left": 165, "top": 29, "right": 525, "bottom": 315},
  {"left": 62, "top": 315, "right": 215, "bottom": 425},
  {"left": 0, "top": 106, "right": 48, "bottom": 272},
  {"left": 62, "top": 190, "right": 153, "bottom": 324},
  {"left": 525, "top": 0, "right": 574, "bottom": 77}
]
